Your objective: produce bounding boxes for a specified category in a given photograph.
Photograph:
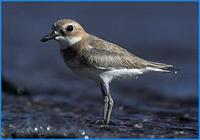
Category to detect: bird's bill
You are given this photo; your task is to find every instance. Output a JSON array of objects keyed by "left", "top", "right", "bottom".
[{"left": 40, "top": 32, "right": 58, "bottom": 42}]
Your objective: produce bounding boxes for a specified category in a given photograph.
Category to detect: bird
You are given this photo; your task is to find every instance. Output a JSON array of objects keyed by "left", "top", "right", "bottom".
[{"left": 41, "top": 19, "right": 177, "bottom": 125}]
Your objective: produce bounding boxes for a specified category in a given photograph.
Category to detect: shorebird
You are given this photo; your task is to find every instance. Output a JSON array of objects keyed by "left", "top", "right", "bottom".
[{"left": 41, "top": 19, "right": 177, "bottom": 125}]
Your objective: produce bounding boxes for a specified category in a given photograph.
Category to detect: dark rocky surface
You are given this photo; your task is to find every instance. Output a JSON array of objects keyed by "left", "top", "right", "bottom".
[{"left": 2, "top": 80, "right": 198, "bottom": 138}]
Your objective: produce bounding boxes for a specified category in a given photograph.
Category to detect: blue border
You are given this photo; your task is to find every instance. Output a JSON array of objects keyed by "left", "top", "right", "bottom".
[
  {"left": 2, "top": 138, "right": 198, "bottom": 140},
  {"left": 1, "top": 137, "right": 196, "bottom": 139},
  {"left": 198, "top": 0, "right": 200, "bottom": 139},
  {"left": 0, "top": 1, "right": 2, "bottom": 139},
  {"left": 2, "top": 138, "right": 199, "bottom": 140},
  {"left": 1, "top": 0, "right": 198, "bottom": 2},
  {"left": 1, "top": 0, "right": 198, "bottom": 140}
]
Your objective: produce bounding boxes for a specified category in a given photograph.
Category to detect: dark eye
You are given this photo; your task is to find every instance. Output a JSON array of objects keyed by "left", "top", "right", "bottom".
[{"left": 66, "top": 25, "right": 73, "bottom": 32}]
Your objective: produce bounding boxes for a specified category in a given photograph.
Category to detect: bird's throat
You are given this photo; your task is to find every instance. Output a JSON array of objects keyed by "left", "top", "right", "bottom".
[{"left": 56, "top": 36, "right": 83, "bottom": 50}]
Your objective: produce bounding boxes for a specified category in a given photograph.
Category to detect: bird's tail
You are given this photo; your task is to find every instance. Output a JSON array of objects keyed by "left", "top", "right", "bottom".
[{"left": 146, "top": 61, "right": 178, "bottom": 74}]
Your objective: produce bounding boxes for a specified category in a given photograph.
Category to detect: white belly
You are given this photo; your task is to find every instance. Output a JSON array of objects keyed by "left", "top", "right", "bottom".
[
  {"left": 70, "top": 67, "right": 146, "bottom": 82},
  {"left": 100, "top": 68, "right": 145, "bottom": 80}
]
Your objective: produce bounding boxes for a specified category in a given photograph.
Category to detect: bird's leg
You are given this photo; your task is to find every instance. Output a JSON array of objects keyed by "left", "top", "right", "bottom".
[
  {"left": 106, "top": 95, "right": 114, "bottom": 124},
  {"left": 101, "top": 84, "right": 109, "bottom": 122},
  {"left": 100, "top": 80, "right": 113, "bottom": 124}
]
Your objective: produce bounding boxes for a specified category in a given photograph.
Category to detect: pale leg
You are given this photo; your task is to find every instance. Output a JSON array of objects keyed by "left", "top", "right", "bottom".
[{"left": 100, "top": 80, "right": 114, "bottom": 124}]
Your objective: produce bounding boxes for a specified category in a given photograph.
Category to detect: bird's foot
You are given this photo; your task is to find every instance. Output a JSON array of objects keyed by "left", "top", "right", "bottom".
[{"left": 95, "top": 119, "right": 109, "bottom": 125}]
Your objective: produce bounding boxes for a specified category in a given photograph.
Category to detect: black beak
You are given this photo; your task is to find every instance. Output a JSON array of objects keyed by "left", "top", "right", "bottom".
[{"left": 40, "top": 32, "right": 59, "bottom": 42}]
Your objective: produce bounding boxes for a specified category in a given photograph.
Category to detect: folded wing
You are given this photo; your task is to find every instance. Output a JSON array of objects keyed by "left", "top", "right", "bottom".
[{"left": 80, "top": 35, "right": 149, "bottom": 70}]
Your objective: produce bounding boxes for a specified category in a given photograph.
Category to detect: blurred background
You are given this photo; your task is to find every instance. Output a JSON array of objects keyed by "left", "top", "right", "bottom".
[{"left": 3, "top": 2, "right": 197, "bottom": 98}]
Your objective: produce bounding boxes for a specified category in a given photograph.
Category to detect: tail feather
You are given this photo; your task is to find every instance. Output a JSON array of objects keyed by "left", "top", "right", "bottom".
[{"left": 146, "top": 61, "right": 178, "bottom": 74}]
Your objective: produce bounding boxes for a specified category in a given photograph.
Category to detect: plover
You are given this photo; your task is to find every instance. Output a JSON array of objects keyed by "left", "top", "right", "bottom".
[{"left": 41, "top": 19, "right": 177, "bottom": 125}]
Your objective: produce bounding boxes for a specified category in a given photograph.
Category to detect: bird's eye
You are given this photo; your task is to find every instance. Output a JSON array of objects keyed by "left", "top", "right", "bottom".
[{"left": 66, "top": 25, "right": 73, "bottom": 32}]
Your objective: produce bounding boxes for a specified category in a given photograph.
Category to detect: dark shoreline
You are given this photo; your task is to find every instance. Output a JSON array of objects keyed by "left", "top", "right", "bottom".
[{"left": 2, "top": 79, "right": 198, "bottom": 138}]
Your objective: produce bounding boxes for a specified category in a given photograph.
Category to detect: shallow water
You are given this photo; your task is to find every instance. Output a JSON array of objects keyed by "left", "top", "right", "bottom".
[{"left": 2, "top": 2, "right": 198, "bottom": 138}]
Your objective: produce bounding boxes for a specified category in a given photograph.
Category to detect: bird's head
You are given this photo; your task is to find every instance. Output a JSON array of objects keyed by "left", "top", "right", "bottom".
[{"left": 41, "top": 19, "right": 87, "bottom": 48}]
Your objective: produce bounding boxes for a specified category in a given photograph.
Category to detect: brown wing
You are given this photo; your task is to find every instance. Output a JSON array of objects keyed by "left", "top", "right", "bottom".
[{"left": 80, "top": 35, "right": 148, "bottom": 70}]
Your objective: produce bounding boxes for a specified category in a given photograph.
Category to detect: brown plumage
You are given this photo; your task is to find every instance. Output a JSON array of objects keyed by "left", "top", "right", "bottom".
[{"left": 61, "top": 34, "right": 175, "bottom": 72}]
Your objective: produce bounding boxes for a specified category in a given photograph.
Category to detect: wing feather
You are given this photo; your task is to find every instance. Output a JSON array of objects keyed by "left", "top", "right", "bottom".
[{"left": 80, "top": 35, "right": 147, "bottom": 70}]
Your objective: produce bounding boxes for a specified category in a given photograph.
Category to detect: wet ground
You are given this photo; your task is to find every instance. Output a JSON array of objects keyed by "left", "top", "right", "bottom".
[
  {"left": 2, "top": 2, "right": 198, "bottom": 138},
  {"left": 2, "top": 78, "right": 198, "bottom": 138}
]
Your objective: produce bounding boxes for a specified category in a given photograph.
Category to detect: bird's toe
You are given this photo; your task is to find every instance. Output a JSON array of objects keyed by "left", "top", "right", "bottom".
[{"left": 95, "top": 119, "right": 108, "bottom": 125}]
